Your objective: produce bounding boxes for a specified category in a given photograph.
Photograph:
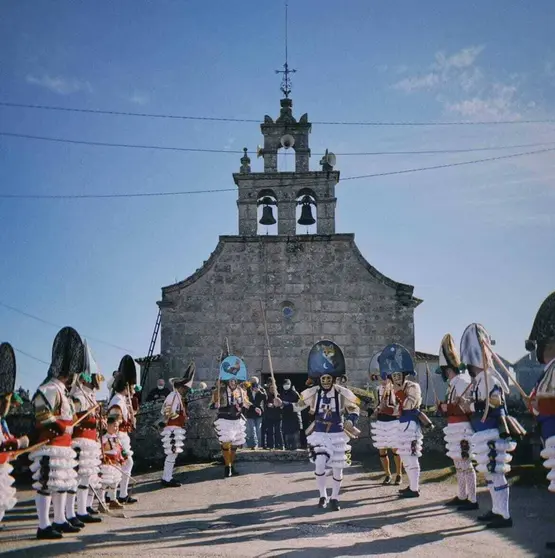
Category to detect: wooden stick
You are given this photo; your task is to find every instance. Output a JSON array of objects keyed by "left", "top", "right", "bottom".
[
  {"left": 425, "top": 362, "right": 440, "bottom": 406},
  {"left": 480, "top": 337, "right": 491, "bottom": 423},
  {"left": 5, "top": 404, "right": 100, "bottom": 459},
  {"left": 484, "top": 341, "right": 530, "bottom": 401}
]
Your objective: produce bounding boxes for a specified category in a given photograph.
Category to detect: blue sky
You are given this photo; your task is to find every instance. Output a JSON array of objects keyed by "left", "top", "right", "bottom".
[{"left": 1, "top": 1, "right": 554, "bottom": 395}]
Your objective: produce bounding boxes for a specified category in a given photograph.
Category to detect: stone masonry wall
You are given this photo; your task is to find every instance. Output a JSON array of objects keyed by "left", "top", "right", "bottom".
[{"left": 159, "top": 234, "right": 419, "bottom": 387}]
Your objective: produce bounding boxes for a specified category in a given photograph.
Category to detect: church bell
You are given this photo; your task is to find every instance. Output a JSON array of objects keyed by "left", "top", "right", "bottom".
[
  {"left": 297, "top": 195, "right": 316, "bottom": 226},
  {"left": 259, "top": 197, "right": 277, "bottom": 226}
]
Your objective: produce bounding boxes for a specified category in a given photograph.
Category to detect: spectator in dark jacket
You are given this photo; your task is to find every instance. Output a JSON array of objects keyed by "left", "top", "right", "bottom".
[
  {"left": 280, "top": 379, "right": 302, "bottom": 450},
  {"left": 264, "top": 384, "right": 284, "bottom": 450},
  {"left": 245, "top": 377, "right": 266, "bottom": 449},
  {"left": 146, "top": 379, "right": 171, "bottom": 403}
]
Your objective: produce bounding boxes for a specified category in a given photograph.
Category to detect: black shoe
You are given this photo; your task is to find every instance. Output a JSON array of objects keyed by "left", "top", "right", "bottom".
[
  {"left": 76, "top": 513, "right": 102, "bottom": 524},
  {"left": 68, "top": 516, "right": 85, "bottom": 528},
  {"left": 87, "top": 506, "right": 99, "bottom": 516},
  {"left": 486, "top": 517, "right": 513, "bottom": 529},
  {"left": 546, "top": 542, "right": 555, "bottom": 550},
  {"left": 398, "top": 486, "right": 411, "bottom": 494},
  {"left": 161, "top": 479, "right": 182, "bottom": 488},
  {"left": 329, "top": 499, "right": 341, "bottom": 511},
  {"left": 224, "top": 466, "right": 232, "bottom": 478},
  {"left": 445, "top": 496, "right": 466, "bottom": 506},
  {"left": 52, "top": 521, "right": 81, "bottom": 533},
  {"left": 318, "top": 497, "right": 328, "bottom": 509},
  {"left": 394, "top": 475, "right": 402, "bottom": 485},
  {"left": 399, "top": 489, "right": 420, "bottom": 498},
  {"left": 382, "top": 475, "right": 392, "bottom": 486},
  {"left": 458, "top": 501, "right": 479, "bottom": 511},
  {"left": 117, "top": 496, "right": 137, "bottom": 505},
  {"left": 478, "top": 511, "right": 502, "bottom": 522},
  {"left": 37, "top": 526, "right": 63, "bottom": 540},
  {"left": 231, "top": 467, "right": 240, "bottom": 476}
]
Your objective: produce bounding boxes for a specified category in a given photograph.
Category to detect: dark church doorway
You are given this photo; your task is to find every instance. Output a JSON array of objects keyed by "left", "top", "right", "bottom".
[
  {"left": 261, "top": 372, "right": 310, "bottom": 449},
  {"left": 261, "top": 373, "right": 308, "bottom": 393}
]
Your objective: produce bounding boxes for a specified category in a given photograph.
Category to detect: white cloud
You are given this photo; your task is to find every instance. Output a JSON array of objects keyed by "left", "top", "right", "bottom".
[
  {"left": 394, "top": 72, "right": 440, "bottom": 92},
  {"left": 128, "top": 91, "right": 150, "bottom": 106},
  {"left": 393, "top": 45, "right": 485, "bottom": 93},
  {"left": 392, "top": 46, "right": 529, "bottom": 121},
  {"left": 26, "top": 74, "right": 92, "bottom": 95},
  {"left": 445, "top": 84, "right": 521, "bottom": 120},
  {"left": 433, "top": 45, "right": 484, "bottom": 71}
]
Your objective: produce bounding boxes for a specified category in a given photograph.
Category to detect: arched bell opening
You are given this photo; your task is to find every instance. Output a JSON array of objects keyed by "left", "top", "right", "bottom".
[
  {"left": 277, "top": 133, "right": 295, "bottom": 172},
  {"left": 257, "top": 190, "right": 278, "bottom": 235},
  {"left": 295, "top": 188, "right": 317, "bottom": 235}
]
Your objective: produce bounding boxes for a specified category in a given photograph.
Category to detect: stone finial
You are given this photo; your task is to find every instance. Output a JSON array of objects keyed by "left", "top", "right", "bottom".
[
  {"left": 240, "top": 147, "right": 251, "bottom": 173},
  {"left": 277, "top": 98, "right": 296, "bottom": 123}
]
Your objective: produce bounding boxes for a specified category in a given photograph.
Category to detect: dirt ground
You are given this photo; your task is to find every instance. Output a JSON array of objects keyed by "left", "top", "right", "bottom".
[{"left": 1, "top": 457, "right": 554, "bottom": 558}]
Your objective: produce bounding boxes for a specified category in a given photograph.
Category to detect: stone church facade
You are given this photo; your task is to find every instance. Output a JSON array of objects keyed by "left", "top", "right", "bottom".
[{"left": 138, "top": 96, "right": 422, "bottom": 393}]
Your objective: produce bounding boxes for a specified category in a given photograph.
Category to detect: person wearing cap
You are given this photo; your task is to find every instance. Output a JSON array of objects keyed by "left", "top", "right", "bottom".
[
  {"left": 0, "top": 342, "right": 29, "bottom": 527},
  {"left": 160, "top": 362, "right": 195, "bottom": 487},
  {"left": 435, "top": 334, "right": 477, "bottom": 510},
  {"left": 147, "top": 378, "right": 171, "bottom": 403},
  {"left": 379, "top": 343, "right": 427, "bottom": 499},
  {"left": 98, "top": 414, "right": 125, "bottom": 511},
  {"left": 280, "top": 379, "right": 302, "bottom": 450},
  {"left": 107, "top": 356, "right": 138, "bottom": 505},
  {"left": 295, "top": 340, "right": 360, "bottom": 511},
  {"left": 245, "top": 377, "right": 266, "bottom": 450},
  {"left": 29, "top": 327, "right": 83, "bottom": 540},
  {"left": 369, "top": 350, "right": 403, "bottom": 486},
  {"left": 460, "top": 323, "right": 520, "bottom": 529},
  {"left": 66, "top": 343, "right": 104, "bottom": 526},
  {"left": 526, "top": 292, "right": 555, "bottom": 551},
  {"left": 211, "top": 377, "right": 251, "bottom": 477}
]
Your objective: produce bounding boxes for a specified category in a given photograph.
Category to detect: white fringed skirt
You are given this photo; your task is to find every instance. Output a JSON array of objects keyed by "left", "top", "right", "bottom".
[
  {"left": 307, "top": 431, "right": 351, "bottom": 469},
  {"left": 395, "top": 421, "right": 423, "bottom": 459},
  {"left": 0, "top": 463, "right": 17, "bottom": 514},
  {"left": 161, "top": 426, "right": 186, "bottom": 455},
  {"left": 443, "top": 421, "right": 474, "bottom": 461},
  {"left": 371, "top": 419, "right": 399, "bottom": 450},
  {"left": 214, "top": 418, "right": 246, "bottom": 446},
  {"left": 29, "top": 445, "right": 78, "bottom": 493},
  {"left": 471, "top": 428, "right": 516, "bottom": 475}
]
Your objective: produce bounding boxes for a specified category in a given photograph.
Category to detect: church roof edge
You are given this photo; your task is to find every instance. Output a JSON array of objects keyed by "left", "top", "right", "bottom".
[{"left": 161, "top": 235, "right": 421, "bottom": 308}]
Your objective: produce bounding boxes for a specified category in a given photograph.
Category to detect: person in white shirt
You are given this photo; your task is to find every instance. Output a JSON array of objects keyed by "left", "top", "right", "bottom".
[{"left": 435, "top": 333, "right": 477, "bottom": 510}]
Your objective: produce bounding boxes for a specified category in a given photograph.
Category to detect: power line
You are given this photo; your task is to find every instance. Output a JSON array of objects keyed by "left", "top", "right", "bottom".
[
  {"left": 2, "top": 130, "right": 555, "bottom": 156},
  {"left": 0, "top": 301, "right": 135, "bottom": 353},
  {"left": 1, "top": 146, "right": 554, "bottom": 200},
  {"left": 13, "top": 347, "right": 50, "bottom": 366},
  {"left": 2, "top": 101, "right": 555, "bottom": 126}
]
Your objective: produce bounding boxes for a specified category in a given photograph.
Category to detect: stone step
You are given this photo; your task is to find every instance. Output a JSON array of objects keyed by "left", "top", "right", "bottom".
[{"left": 218, "top": 448, "right": 309, "bottom": 462}]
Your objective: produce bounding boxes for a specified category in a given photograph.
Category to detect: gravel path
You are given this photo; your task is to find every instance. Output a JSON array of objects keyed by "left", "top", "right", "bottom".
[{"left": 1, "top": 459, "right": 554, "bottom": 557}]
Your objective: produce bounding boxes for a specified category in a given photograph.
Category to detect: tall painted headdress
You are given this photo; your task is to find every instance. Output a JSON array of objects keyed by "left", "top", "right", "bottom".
[
  {"left": 459, "top": 323, "right": 492, "bottom": 370},
  {"left": 526, "top": 291, "right": 555, "bottom": 365},
  {"left": 437, "top": 334, "right": 462, "bottom": 371},
  {"left": 46, "top": 326, "right": 85, "bottom": 383},
  {"left": 307, "top": 340, "right": 346, "bottom": 379},
  {"left": 171, "top": 360, "right": 196, "bottom": 389},
  {"left": 0, "top": 342, "right": 16, "bottom": 398},
  {"left": 219, "top": 355, "right": 247, "bottom": 382},
  {"left": 368, "top": 350, "right": 382, "bottom": 380},
  {"left": 378, "top": 343, "right": 415, "bottom": 377},
  {"left": 112, "top": 354, "right": 137, "bottom": 392}
]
